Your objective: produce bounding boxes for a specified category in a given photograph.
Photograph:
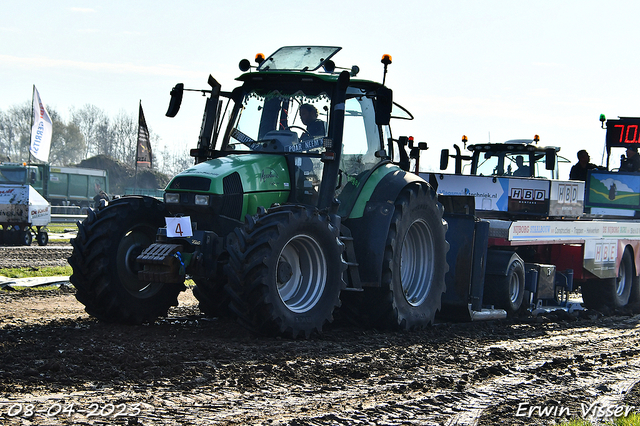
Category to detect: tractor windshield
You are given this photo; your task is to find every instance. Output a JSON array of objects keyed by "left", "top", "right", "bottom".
[
  {"left": 226, "top": 90, "right": 330, "bottom": 155},
  {"left": 473, "top": 150, "right": 564, "bottom": 179}
]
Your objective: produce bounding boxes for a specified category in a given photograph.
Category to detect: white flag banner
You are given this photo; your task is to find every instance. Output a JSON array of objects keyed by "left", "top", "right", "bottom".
[{"left": 30, "top": 86, "right": 52, "bottom": 162}]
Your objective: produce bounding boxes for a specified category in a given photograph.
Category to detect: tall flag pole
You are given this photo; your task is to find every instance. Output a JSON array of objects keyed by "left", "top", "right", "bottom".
[
  {"left": 29, "top": 85, "right": 53, "bottom": 163},
  {"left": 136, "top": 101, "right": 152, "bottom": 169}
]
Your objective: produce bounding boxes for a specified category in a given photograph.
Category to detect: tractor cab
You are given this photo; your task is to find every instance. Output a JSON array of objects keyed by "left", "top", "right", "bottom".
[
  {"left": 440, "top": 136, "right": 569, "bottom": 179},
  {"left": 166, "top": 46, "right": 414, "bottom": 217}
]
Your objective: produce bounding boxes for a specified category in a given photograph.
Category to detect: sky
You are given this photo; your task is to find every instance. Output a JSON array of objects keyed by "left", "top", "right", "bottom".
[{"left": 2, "top": 0, "right": 640, "bottom": 177}]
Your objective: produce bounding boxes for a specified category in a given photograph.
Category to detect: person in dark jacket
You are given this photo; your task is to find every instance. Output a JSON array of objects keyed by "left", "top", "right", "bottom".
[
  {"left": 619, "top": 147, "right": 640, "bottom": 173},
  {"left": 569, "top": 150, "right": 605, "bottom": 181}
]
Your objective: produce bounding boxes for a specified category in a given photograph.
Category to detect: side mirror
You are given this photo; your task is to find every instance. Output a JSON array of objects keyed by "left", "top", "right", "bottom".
[
  {"left": 375, "top": 87, "right": 393, "bottom": 125},
  {"left": 440, "top": 149, "right": 449, "bottom": 170},
  {"left": 30, "top": 171, "right": 36, "bottom": 184},
  {"left": 166, "top": 83, "right": 184, "bottom": 117},
  {"left": 545, "top": 148, "right": 556, "bottom": 170}
]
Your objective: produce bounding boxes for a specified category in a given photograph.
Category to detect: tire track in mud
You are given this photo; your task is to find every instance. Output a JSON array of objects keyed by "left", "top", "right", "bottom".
[{"left": 447, "top": 318, "right": 640, "bottom": 425}]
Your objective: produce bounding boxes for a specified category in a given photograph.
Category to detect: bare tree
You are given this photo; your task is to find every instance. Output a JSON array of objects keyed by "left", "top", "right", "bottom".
[
  {"left": 111, "top": 110, "right": 137, "bottom": 166},
  {"left": 0, "top": 102, "right": 31, "bottom": 162},
  {"left": 70, "top": 104, "right": 110, "bottom": 158},
  {"left": 157, "top": 140, "right": 193, "bottom": 177},
  {"left": 48, "top": 110, "right": 86, "bottom": 166}
]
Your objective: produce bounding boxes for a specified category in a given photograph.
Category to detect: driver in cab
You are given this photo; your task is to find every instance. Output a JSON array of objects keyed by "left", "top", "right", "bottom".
[
  {"left": 512, "top": 155, "right": 531, "bottom": 177},
  {"left": 299, "top": 104, "right": 325, "bottom": 140}
]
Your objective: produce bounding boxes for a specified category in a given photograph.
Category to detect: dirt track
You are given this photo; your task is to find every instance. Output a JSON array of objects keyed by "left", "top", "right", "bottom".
[{"left": 1, "top": 246, "right": 640, "bottom": 425}]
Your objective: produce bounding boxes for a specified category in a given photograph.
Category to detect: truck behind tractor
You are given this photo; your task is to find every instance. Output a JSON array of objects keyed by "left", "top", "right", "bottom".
[
  {"left": 69, "top": 46, "right": 449, "bottom": 337},
  {"left": 0, "top": 162, "right": 108, "bottom": 209}
]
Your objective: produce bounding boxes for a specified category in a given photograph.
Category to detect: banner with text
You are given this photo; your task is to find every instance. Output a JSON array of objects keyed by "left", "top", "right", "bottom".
[{"left": 29, "top": 86, "right": 52, "bottom": 162}]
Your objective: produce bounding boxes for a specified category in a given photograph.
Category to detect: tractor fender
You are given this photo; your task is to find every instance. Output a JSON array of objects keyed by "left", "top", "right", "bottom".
[{"left": 343, "top": 167, "right": 429, "bottom": 287}]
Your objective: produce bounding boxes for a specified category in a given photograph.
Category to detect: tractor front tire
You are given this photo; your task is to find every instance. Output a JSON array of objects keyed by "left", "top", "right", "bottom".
[
  {"left": 226, "top": 206, "right": 347, "bottom": 338},
  {"left": 68, "top": 196, "right": 184, "bottom": 324}
]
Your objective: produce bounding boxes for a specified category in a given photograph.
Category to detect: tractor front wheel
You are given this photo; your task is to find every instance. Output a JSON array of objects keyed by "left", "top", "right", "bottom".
[
  {"left": 69, "top": 196, "right": 184, "bottom": 324},
  {"left": 226, "top": 206, "right": 346, "bottom": 338}
]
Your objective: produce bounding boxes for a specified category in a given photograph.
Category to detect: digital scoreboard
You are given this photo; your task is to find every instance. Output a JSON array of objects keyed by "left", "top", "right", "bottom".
[{"left": 606, "top": 118, "right": 640, "bottom": 148}]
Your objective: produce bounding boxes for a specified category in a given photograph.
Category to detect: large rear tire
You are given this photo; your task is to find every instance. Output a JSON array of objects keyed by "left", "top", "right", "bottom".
[
  {"left": 582, "top": 247, "right": 636, "bottom": 310},
  {"left": 363, "top": 184, "right": 449, "bottom": 330},
  {"left": 68, "top": 197, "right": 184, "bottom": 324},
  {"left": 226, "top": 205, "right": 347, "bottom": 338}
]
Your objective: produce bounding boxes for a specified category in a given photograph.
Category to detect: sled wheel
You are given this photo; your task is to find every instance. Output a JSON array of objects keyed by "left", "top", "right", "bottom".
[
  {"left": 364, "top": 184, "right": 449, "bottom": 330},
  {"left": 36, "top": 231, "right": 48, "bottom": 246},
  {"left": 21, "top": 230, "right": 33, "bottom": 246},
  {"left": 484, "top": 251, "right": 525, "bottom": 316},
  {"left": 226, "top": 205, "right": 347, "bottom": 338},
  {"left": 582, "top": 247, "right": 635, "bottom": 310},
  {"left": 69, "top": 196, "right": 184, "bottom": 324}
]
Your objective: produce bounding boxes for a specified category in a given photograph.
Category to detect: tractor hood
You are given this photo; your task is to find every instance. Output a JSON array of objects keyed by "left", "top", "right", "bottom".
[{"left": 166, "top": 154, "right": 290, "bottom": 195}]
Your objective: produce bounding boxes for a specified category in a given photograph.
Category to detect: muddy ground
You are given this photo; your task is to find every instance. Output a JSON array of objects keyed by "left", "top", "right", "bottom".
[{"left": 1, "top": 245, "right": 640, "bottom": 425}]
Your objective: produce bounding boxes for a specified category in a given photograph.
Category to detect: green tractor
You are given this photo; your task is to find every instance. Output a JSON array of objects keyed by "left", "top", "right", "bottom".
[{"left": 69, "top": 46, "right": 449, "bottom": 337}]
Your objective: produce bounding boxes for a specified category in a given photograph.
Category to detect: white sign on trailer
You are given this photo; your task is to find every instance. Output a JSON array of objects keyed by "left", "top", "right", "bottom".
[{"left": 0, "top": 184, "right": 51, "bottom": 226}]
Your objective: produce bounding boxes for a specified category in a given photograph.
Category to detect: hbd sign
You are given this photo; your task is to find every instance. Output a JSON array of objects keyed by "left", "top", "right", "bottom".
[
  {"left": 508, "top": 185, "right": 548, "bottom": 215},
  {"left": 557, "top": 183, "right": 580, "bottom": 203},
  {"left": 510, "top": 188, "right": 546, "bottom": 201}
]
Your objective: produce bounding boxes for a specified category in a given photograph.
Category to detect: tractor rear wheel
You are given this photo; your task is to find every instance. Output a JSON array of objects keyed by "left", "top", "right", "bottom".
[
  {"left": 226, "top": 205, "right": 347, "bottom": 338},
  {"left": 364, "top": 184, "right": 449, "bottom": 330},
  {"left": 69, "top": 196, "right": 184, "bottom": 324}
]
